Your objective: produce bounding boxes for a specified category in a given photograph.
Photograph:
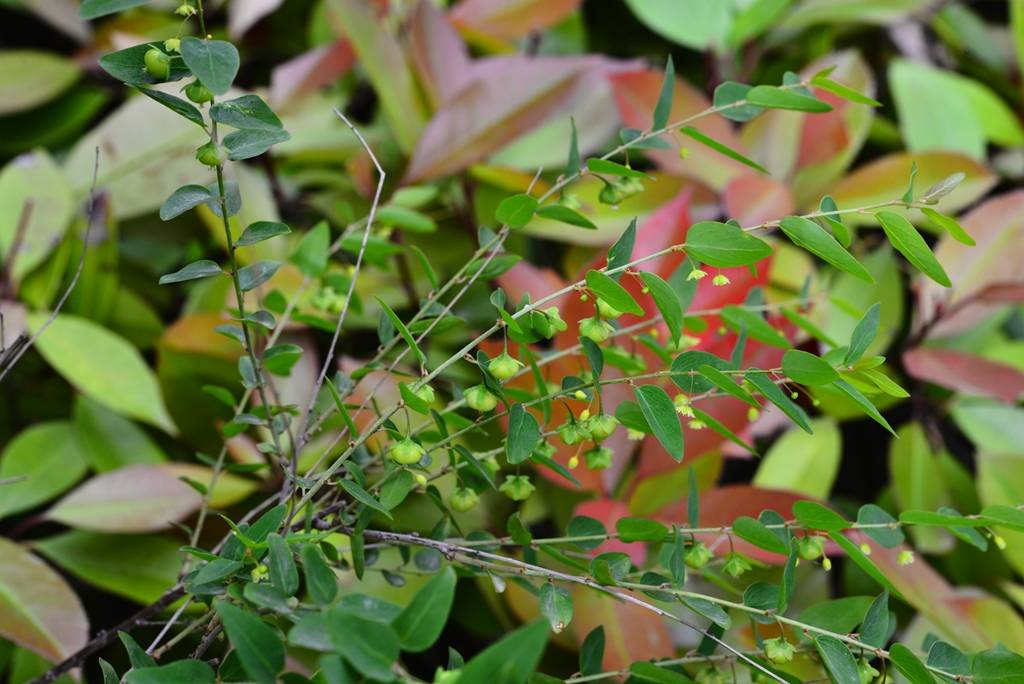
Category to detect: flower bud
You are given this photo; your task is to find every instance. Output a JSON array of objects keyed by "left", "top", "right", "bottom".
[
  {"left": 897, "top": 549, "right": 915, "bottom": 566},
  {"left": 798, "top": 535, "right": 825, "bottom": 560},
  {"left": 163, "top": 38, "right": 181, "bottom": 53},
  {"left": 499, "top": 474, "right": 535, "bottom": 501},
  {"left": 596, "top": 299, "right": 623, "bottom": 320},
  {"left": 684, "top": 541, "right": 712, "bottom": 569},
  {"left": 584, "top": 446, "right": 613, "bottom": 470},
  {"left": 587, "top": 414, "right": 619, "bottom": 441},
  {"left": 687, "top": 268, "right": 708, "bottom": 281},
  {"left": 195, "top": 141, "right": 224, "bottom": 167},
  {"left": 449, "top": 487, "right": 479, "bottom": 512},
  {"left": 415, "top": 473, "right": 428, "bottom": 487},
  {"left": 673, "top": 394, "right": 695, "bottom": 417},
  {"left": 388, "top": 438, "right": 425, "bottom": 465},
  {"left": 712, "top": 273, "right": 731, "bottom": 286},
  {"left": 143, "top": 48, "right": 171, "bottom": 80},
  {"left": 579, "top": 316, "right": 613, "bottom": 343},
  {"left": 764, "top": 637, "right": 795, "bottom": 665},
  {"left": 488, "top": 352, "right": 523, "bottom": 381},
  {"left": 464, "top": 384, "right": 498, "bottom": 412},
  {"left": 175, "top": 2, "right": 197, "bottom": 16}
]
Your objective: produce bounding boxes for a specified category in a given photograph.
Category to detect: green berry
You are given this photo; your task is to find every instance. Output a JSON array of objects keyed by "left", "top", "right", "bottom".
[
  {"left": 587, "top": 414, "right": 618, "bottom": 441},
  {"left": 723, "top": 553, "right": 752, "bottom": 578},
  {"left": 499, "top": 474, "right": 535, "bottom": 501},
  {"left": 143, "top": 48, "right": 171, "bottom": 80},
  {"left": 185, "top": 80, "right": 214, "bottom": 104},
  {"left": 388, "top": 438, "right": 425, "bottom": 465},
  {"left": 488, "top": 352, "right": 522, "bottom": 381},
  {"left": 557, "top": 421, "right": 586, "bottom": 446},
  {"left": 579, "top": 316, "right": 613, "bottom": 343},
  {"left": 415, "top": 385, "right": 435, "bottom": 405},
  {"left": 464, "top": 384, "right": 498, "bottom": 412},
  {"left": 764, "top": 637, "right": 795, "bottom": 664},
  {"left": 195, "top": 141, "right": 224, "bottom": 167},
  {"left": 798, "top": 535, "right": 824, "bottom": 560},
  {"left": 584, "top": 446, "right": 613, "bottom": 470},
  {"left": 596, "top": 299, "right": 623, "bottom": 320},
  {"left": 857, "top": 659, "right": 880, "bottom": 684},
  {"left": 449, "top": 487, "right": 479, "bottom": 512}
]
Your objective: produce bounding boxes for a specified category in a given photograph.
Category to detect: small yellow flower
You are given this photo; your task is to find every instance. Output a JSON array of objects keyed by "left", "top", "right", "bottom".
[
  {"left": 687, "top": 268, "right": 708, "bottom": 281},
  {"left": 688, "top": 419, "right": 706, "bottom": 430},
  {"left": 712, "top": 273, "right": 731, "bottom": 286},
  {"left": 414, "top": 473, "right": 428, "bottom": 487},
  {"left": 747, "top": 407, "right": 760, "bottom": 422},
  {"left": 995, "top": 534, "right": 1007, "bottom": 550},
  {"left": 897, "top": 550, "right": 915, "bottom": 566},
  {"left": 859, "top": 542, "right": 872, "bottom": 555},
  {"left": 627, "top": 428, "right": 646, "bottom": 441},
  {"left": 573, "top": 390, "right": 587, "bottom": 400},
  {"left": 822, "top": 556, "right": 832, "bottom": 571},
  {"left": 568, "top": 455, "right": 579, "bottom": 469}
]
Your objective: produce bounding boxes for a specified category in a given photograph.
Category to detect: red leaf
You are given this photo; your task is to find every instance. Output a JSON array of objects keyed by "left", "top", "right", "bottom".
[
  {"left": 450, "top": 0, "right": 582, "bottom": 41},
  {"left": 269, "top": 40, "right": 355, "bottom": 108},
  {"left": 406, "top": 0, "right": 472, "bottom": 109},
  {"left": 903, "top": 346, "right": 1024, "bottom": 403},
  {"left": 723, "top": 174, "right": 795, "bottom": 227}
]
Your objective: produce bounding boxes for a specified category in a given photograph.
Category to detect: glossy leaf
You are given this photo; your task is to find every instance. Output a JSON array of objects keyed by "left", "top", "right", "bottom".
[
  {"left": 782, "top": 349, "right": 838, "bottom": 385},
  {"left": 586, "top": 269, "right": 644, "bottom": 315},
  {"left": 684, "top": 221, "right": 772, "bottom": 267},
  {"left": 0, "top": 422, "right": 87, "bottom": 519},
  {"left": 814, "top": 636, "right": 860, "bottom": 684},
  {"left": 179, "top": 37, "right": 239, "bottom": 95},
  {"left": 634, "top": 384, "right": 683, "bottom": 461},
  {"left": 158, "top": 260, "right": 224, "bottom": 285},
  {"left": 215, "top": 600, "right": 284, "bottom": 684},
  {"left": 778, "top": 216, "right": 873, "bottom": 283}
]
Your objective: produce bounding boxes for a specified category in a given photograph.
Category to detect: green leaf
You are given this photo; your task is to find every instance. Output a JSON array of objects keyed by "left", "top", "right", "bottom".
[
  {"left": 124, "top": 661, "right": 215, "bottom": 684},
  {"left": 507, "top": 404, "right": 541, "bottom": 465},
  {"left": 782, "top": 349, "right": 838, "bottom": 386},
  {"left": 844, "top": 303, "right": 880, "bottom": 364},
  {"left": 875, "top": 211, "right": 951, "bottom": 287},
  {"left": 327, "top": 606, "right": 400, "bottom": 681},
  {"left": 376, "top": 297, "right": 427, "bottom": 367},
  {"left": 832, "top": 379, "right": 896, "bottom": 435},
  {"left": 119, "top": 631, "right": 156, "bottom": 669},
  {"left": 778, "top": 216, "right": 873, "bottom": 283},
  {"left": 607, "top": 218, "right": 637, "bottom": 280},
  {"left": 746, "top": 371, "right": 811, "bottom": 433},
  {"left": 266, "top": 534, "right": 298, "bottom": 596},
  {"left": 732, "top": 516, "right": 789, "bottom": 555},
  {"left": 682, "top": 596, "right": 731, "bottom": 629},
  {"left": 856, "top": 504, "right": 904, "bottom": 548},
  {"left": 98, "top": 43, "right": 190, "bottom": 86},
  {"left": 158, "top": 259, "right": 224, "bottom": 285},
  {"left": 696, "top": 365, "right": 759, "bottom": 407},
  {"left": 193, "top": 558, "right": 242, "bottom": 585},
  {"left": 210, "top": 95, "right": 283, "bottom": 131},
  {"left": 377, "top": 205, "right": 437, "bottom": 233},
  {"left": 159, "top": 184, "right": 214, "bottom": 220},
  {"left": 237, "top": 260, "right": 281, "bottom": 291},
  {"left": 214, "top": 600, "right": 284, "bottom": 684},
  {"left": 137, "top": 88, "right": 205, "bottom": 128},
  {"left": 337, "top": 478, "right": 392, "bottom": 519},
  {"left": 567, "top": 516, "right": 606, "bottom": 551},
  {"left": 793, "top": 501, "right": 848, "bottom": 532},
  {"left": 100, "top": 659, "right": 119, "bottom": 684},
  {"left": 829, "top": 533, "right": 899, "bottom": 596},
  {"left": 535, "top": 204, "right": 596, "bottom": 229},
  {"left": 616, "top": 517, "right": 668, "bottom": 543},
  {"left": 393, "top": 567, "right": 456, "bottom": 652},
  {"left": 580, "top": 626, "right": 604, "bottom": 676},
  {"left": 890, "top": 644, "right": 936, "bottom": 684},
  {"left": 747, "top": 85, "right": 832, "bottom": 112},
  {"left": 301, "top": 544, "right": 338, "bottom": 605},
  {"left": 289, "top": 221, "right": 329, "bottom": 277},
  {"left": 814, "top": 636, "right": 860, "bottom": 684},
  {"left": 179, "top": 37, "right": 239, "bottom": 95},
  {"left": 640, "top": 272, "right": 683, "bottom": 346},
  {"left": 810, "top": 76, "right": 881, "bottom": 106},
  {"left": 634, "top": 384, "right": 683, "bottom": 461},
  {"left": 679, "top": 126, "right": 768, "bottom": 174},
  {"left": 567, "top": 117, "right": 581, "bottom": 177},
  {"left": 0, "top": 422, "right": 87, "bottom": 519},
  {"left": 458, "top": 620, "right": 549, "bottom": 684},
  {"left": 26, "top": 313, "right": 175, "bottom": 432},
  {"left": 586, "top": 269, "right": 644, "bottom": 315},
  {"left": 628, "top": 662, "right": 693, "bottom": 683},
  {"left": 722, "top": 306, "right": 789, "bottom": 348},
  {"left": 684, "top": 221, "right": 772, "bottom": 267},
  {"left": 223, "top": 128, "right": 290, "bottom": 161},
  {"left": 237, "top": 221, "right": 291, "bottom": 247},
  {"left": 80, "top": 0, "right": 150, "bottom": 19},
  {"left": 714, "top": 81, "right": 763, "bottom": 122},
  {"left": 495, "top": 194, "right": 539, "bottom": 228},
  {"left": 539, "top": 583, "right": 573, "bottom": 633},
  {"left": 859, "top": 591, "right": 890, "bottom": 648},
  {"left": 653, "top": 55, "right": 674, "bottom": 130},
  {"left": 921, "top": 208, "right": 975, "bottom": 246},
  {"left": 586, "top": 158, "right": 651, "bottom": 179},
  {"left": 972, "top": 647, "right": 1024, "bottom": 684}
]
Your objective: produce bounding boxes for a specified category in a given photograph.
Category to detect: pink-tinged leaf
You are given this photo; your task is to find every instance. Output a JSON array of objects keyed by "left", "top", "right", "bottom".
[
  {"left": 498, "top": 261, "right": 571, "bottom": 312},
  {"left": 269, "top": 40, "right": 355, "bottom": 108},
  {"left": 828, "top": 151, "right": 996, "bottom": 225},
  {"left": 609, "top": 68, "right": 746, "bottom": 191},
  {"left": 450, "top": 0, "right": 582, "bottom": 41},
  {"left": 723, "top": 174, "right": 795, "bottom": 226},
  {"left": 0, "top": 537, "right": 88, "bottom": 663},
  {"left": 903, "top": 347, "right": 1024, "bottom": 403},
  {"left": 325, "top": 0, "right": 427, "bottom": 152},
  {"left": 228, "top": 0, "right": 284, "bottom": 37},
  {"left": 575, "top": 499, "right": 646, "bottom": 565},
  {"left": 44, "top": 465, "right": 204, "bottom": 532},
  {"left": 570, "top": 587, "right": 673, "bottom": 670},
  {"left": 917, "top": 190, "right": 1024, "bottom": 338},
  {"left": 406, "top": 0, "right": 472, "bottom": 109},
  {"left": 404, "top": 56, "right": 599, "bottom": 182}
]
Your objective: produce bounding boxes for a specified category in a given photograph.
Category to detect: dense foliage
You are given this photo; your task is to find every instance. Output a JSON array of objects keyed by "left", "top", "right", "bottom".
[{"left": 1, "top": 1, "right": 1024, "bottom": 683}]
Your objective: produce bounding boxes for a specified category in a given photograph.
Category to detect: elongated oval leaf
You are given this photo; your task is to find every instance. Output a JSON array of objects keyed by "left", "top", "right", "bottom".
[
  {"left": 179, "top": 37, "right": 239, "bottom": 95},
  {"left": 215, "top": 600, "right": 284, "bottom": 684},
  {"left": 686, "top": 221, "right": 772, "bottom": 267},
  {"left": 875, "top": 211, "right": 951, "bottom": 287},
  {"left": 634, "top": 384, "right": 683, "bottom": 461},
  {"left": 748, "top": 85, "right": 832, "bottom": 112},
  {"left": 586, "top": 270, "right": 644, "bottom": 315},
  {"left": 782, "top": 349, "right": 838, "bottom": 386},
  {"left": 506, "top": 404, "right": 541, "bottom": 465},
  {"left": 159, "top": 260, "right": 224, "bottom": 285},
  {"left": 814, "top": 635, "right": 860, "bottom": 684},
  {"left": 778, "top": 216, "right": 873, "bottom": 283},
  {"left": 393, "top": 567, "right": 456, "bottom": 652}
]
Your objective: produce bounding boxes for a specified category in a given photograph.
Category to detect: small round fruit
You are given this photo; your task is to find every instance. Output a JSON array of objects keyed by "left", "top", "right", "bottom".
[
  {"left": 584, "top": 446, "right": 612, "bottom": 470},
  {"left": 415, "top": 384, "right": 435, "bottom": 405},
  {"left": 464, "top": 384, "right": 498, "bottom": 412},
  {"left": 143, "top": 48, "right": 171, "bottom": 80},
  {"left": 499, "top": 474, "right": 535, "bottom": 501},
  {"left": 449, "top": 487, "right": 479, "bottom": 512},
  {"left": 488, "top": 352, "right": 522, "bottom": 381},
  {"left": 587, "top": 414, "right": 618, "bottom": 441},
  {"left": 764, "top": 637, "right": 795, "bottom": 665},
  {"left": 185, "top": 80, "right": 214, "bottom": 104},
  {"left": 596, "top": 299, "right": 623, "bottom": 320},
  {"left": 388, "top": 438, "right": 425, "bottom": 465},
  {"left": 163, "top": 38, "right": 181, "bottom": 53},
  {"left": 579, "top": 316, "right": 613, "bottom": 343},
  {"left": 195, "top": 141, "right": 224, "bottom": 167},
  {"left": 797, "top": 535, "right": 825, "bottom": 560},
  {"left": 684, "top": 541, "right": 712, "bottom": 569}
]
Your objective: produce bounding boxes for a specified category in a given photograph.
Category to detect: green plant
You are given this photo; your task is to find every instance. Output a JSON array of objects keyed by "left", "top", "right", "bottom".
[{"left": 3, "top": 2, "right": 1024, "bottom": 684}]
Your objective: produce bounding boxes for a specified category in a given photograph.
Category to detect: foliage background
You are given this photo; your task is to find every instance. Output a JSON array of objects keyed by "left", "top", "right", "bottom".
[{"left": 1, "top": 0, "right": 1024, "bottom": 682}]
